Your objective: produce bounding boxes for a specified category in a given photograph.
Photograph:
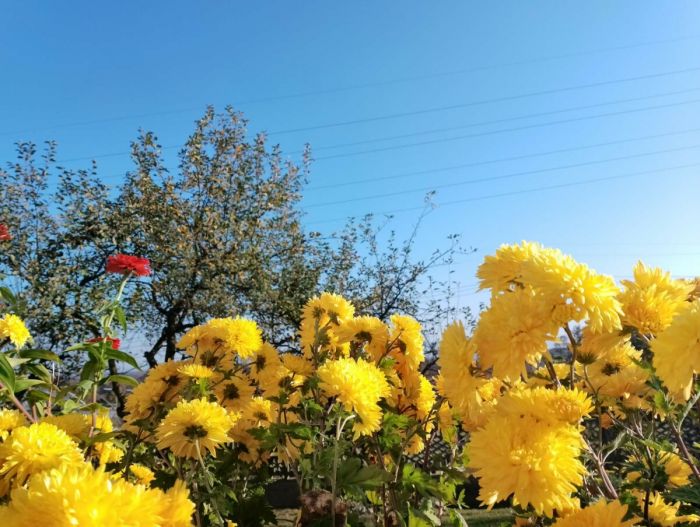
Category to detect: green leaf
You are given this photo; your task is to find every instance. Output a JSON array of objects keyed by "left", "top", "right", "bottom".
[
  {"left": 103, "top": 374, "right": 138, "bottom": 387},
  {"left": 104, "top": 348, "right": 139, "bottom": 370},
  {"left": 667, "top": 485, "right": 700, "bottom": 505},
  {"left": 0, "top": 353, "right": 16, "bottom": 392},
  {"left": 0, "top": 286, "right": 17, "bottom": 304},
  {"left": 336, "top": 458, "right": 391, "bottom": 491},
  {"left": 20, "top": 348, "right": 62, "bottom": 364},
  {"left": 113, "top": 306, "right": 128, "bottom": 333},
  {"left": 13, "top": 377, "right": 44, "bottom": 392}
]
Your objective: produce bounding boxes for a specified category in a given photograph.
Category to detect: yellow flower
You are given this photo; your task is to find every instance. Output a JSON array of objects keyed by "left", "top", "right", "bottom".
[
  {"left": 0, "top": 422, "right": 83, "bottom": 493},
  {"left": 0, "top": 314, "right": 31, "bottom": 349},
  {"left": 300, "top": 293, "right": 355, "bottom": 357},
  {"left": 552, "top": 500, "right": 637, "bottom": 526},
  {"left": 627, "top": 450, "right": 692, "bottom": 488},
  {"left": 523, "top": 247, "right": 622, "bottom": 333},
  {"left": 40, "top": 413, "right": 90, "bottom": 438},
  {"left": 124, "top": 360, "right": 186, "bottom": 425},
  {"left": 620, "top": 262, "right": 694, "bottom": 335},
  {"left": 317, "top": 357, "right": 390, "bottom": 437},
  {"left": 476, "top": 241, "right": 544, "bottom": 292},
  {"left": 633, "top": 491, "right": 699, "bottom": 527},
  {"left": 214, "top": 373, "right": 256, "bottom": 413},
  {"left": 335, "top": 316, "right": 389, "bottom": 361},
  {"left": 653, "top": 301, "right": 700, "bottom": 400},
  {"left": 178, "top": 317, "right": 263, "bottom": 360},
  {"left": 388, "top": 314, "right": 424, "bottom": 380},
  {"left": 0, "top": 409, "right": 26, "bottom": 440},
  {"left": 582, "top": 341, "right": 650, "bottom": 406},
  {"left": 157, "top": 398, "right": 235, "bottom": 458},
  {"left": 0, "top": 463, "right": 194, "bottom": 527},
  {"left": 249, "top": 342, "right": 285, "bottom": 395},
  {"left": 129, "top": 463, "right": 155, "bottom": 486},
  {"left": 473, "top": 288, "right": 558, "bottom": 380},
  {"left": 437, "top": 321, "right": 500, "bottom": 430},
  {"left": 178, "top": 363, "right": 215, "bottom": 379},
  {"left": 467, "top": 388, "right": 591, "bottom": 516},
  {"left": 281, "top": 353, "right": 314, "bottom": 376}
]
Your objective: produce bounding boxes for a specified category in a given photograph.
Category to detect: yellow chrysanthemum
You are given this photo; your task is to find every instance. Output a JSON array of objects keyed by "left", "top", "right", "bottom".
[
  {"left": 129, "top": 463, "right": 155, "bottom": 486},
  {"left": 437, "top": 321, "right": 501, "bottom": 430},
  {"left": 0, "top": 409, "right": 26, "bottom": 440},
  {"left": 178, "top": 363, "right": 215, "bottom": 379},
  {"left": 157, "top": 398, "right": 235, "bottom": 458},
  {"left": 317, "top": 357, "right": 390, "bottom": 437},
  {"left": 632, "top": 491, "right": 700, "bottom": 526},
  {"left": 620, "top": 262, "right": 694, "bottom": 335},
  {"left": 473, "top": 288, "right": 558, "bottom": 380},
  {"left": 582, "top": 341, "right": 649, "bottom": 406},
  {"left": 299, "top": 293, "right": 355, "bottom": 358},
  {"left": 124, "top": 360, "right": 186, "bottom": 425},
  {"left": 249, "top": 343, "right": 285, "bottom": 395},
  {"left": 627, "top": 450, "right": 693, "bottom": 488},
  {"left": 653, "top": 301, "right": 700, "bottom": 400},
  {"left": 281, "top": 353, "right": 314, "bottom": 377},
  {"left": 522, "top": 247, "right": 622, "bottom": 333},
  {"left": 213, "top": 373, "right": 256, "bottom": 413},
  {"left": 468, "top": 387, "right": 591, "bottom": 516},
  {"left": 0, "top": 463, "right": 194, "bottom": 527},
  {"left": 40, "top": 413, "right": 90, "bottom": 438},
  {"left": 552, "top": 500, "right": 637, "bottom": 526},
  {"left": 335, "top": 316, "right": 389, "bottom": 361},
  {"left": 0, "top": 422, "right": 83, "bottom": 492},
  {"left": 576, "top": 327, "right": 626, "bottom": 363},
  {"left": 178, "top": 317, "right": 263, "bottom": 360},
  {"left": 469, "top": 414, "right": 585, "bottom": 516},
  {"left": 476, "top": 241, "right": 544, "bottom": 292},
  {"left": 388, "top": 314, "right": 424, "bottom": 381},
  {"left": 0, "top": 314, "right": 31, "bottom": 349}
]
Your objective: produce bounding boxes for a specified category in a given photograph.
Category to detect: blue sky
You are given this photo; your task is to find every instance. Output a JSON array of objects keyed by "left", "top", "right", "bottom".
[{"left": 2, "top": 1, "right": 700, "bottom": 319}]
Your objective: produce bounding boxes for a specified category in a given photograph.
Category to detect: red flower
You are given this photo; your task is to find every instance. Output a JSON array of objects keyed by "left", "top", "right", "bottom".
[
  {"left": 0, "top": 224, "right": 11, "bottom": 241},
  {"left": 88, "top": 336, "right": 121, "bottom": 350},
  {"left": 106, "top": 254, "right": 151, "bottom": 277}
]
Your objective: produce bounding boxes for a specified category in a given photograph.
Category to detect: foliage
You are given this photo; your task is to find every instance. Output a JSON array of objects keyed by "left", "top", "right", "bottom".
[{"left": 0, "top": 108, "right": 463, "bottom": 374}]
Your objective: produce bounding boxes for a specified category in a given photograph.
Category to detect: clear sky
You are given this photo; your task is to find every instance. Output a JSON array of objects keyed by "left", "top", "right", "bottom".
[{"left": 2, "top": 1, "right": 700, "bottom": 320}]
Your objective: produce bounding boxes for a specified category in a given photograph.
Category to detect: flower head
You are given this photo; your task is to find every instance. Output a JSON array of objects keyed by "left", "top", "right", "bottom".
[
  {"left": 0, "top": 410, "right": 26, "bottom": 441},
  {"left": 552, "top": 500, "right": 637, "bottom": 526},
  {"left": 437, "top": 321, "right": 501, "bottom": 430},
  {"left": 0, "top": 463, "right": 194, "bottom": 527},
  {"left": 317, "top": 357, "right": 390, "bottom": 437},
  {"left": 157, "top": 398, "right": 235, "bottom": 458},
  {"left": 0, "top": 314, "right": 31, "bottom": 349},
  {"left": 653, "top": 300, "right": 700, "bottom": 400},
  {"left": 87, "top": 336, "right": 121, "bottom": 350},
  {"left": 0, "top": 224, "right": 11, "bottom": 242},
  {"left": 106, "top": 254, "right": 152, "bottom": 276},
  {"left": 619, "top": 262, "right": 694, "bottom": 334},
  {"left": 0, "top": 422, "right": 83, "bottom": 492},
  {"left": 178, "top": 363, "right": 215, "bottom": 380}
]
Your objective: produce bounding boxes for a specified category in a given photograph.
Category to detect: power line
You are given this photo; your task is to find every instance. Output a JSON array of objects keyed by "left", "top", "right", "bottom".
[
  {"left": 313, "top": 97, "right": 700, "bottom": 161},
  {"left": 269, "top": 65, "right": 700, "bottom": 136},
  {"left": 307, "top": 126, "right": 700, "bottom": 191},
  {"left": 304, "top": 143, "right": 700, "bottom": 208},
  {"left": 55, "top": 91, "right": 700, "bottom": 168},
  {"left": 298, "top": 86, "right": 700, "bottom": 155},
  {"left": 4, "top": 33, "right": 699, "bottom": 138},
  {"left": 305, "top": 160, "right": 700, "bottom": 226}
]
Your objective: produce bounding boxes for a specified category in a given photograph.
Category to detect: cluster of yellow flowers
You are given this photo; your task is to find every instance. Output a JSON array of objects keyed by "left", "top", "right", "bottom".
[
  {"left": 2, "top": 240, "right": 700, "bottom": 526},
  {"left": 436, "top": 241, "right": 700, "bottom": 525},
  {"left": 0, "top": 417, "right": 194, "bottom": 525}
]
